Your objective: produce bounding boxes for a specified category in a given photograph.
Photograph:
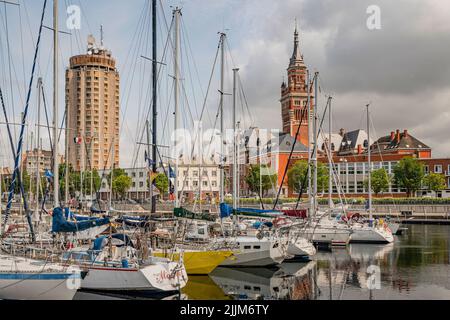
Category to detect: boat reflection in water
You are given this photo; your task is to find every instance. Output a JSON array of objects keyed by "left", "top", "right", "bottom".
[{"left": 209, "top": 262, "right": 317, "bottom": 300}]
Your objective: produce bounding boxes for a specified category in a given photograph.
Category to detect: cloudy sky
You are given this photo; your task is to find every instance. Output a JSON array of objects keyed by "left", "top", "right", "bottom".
[{"left": 0, "top": 0, "right": 449, "bottom": 169}]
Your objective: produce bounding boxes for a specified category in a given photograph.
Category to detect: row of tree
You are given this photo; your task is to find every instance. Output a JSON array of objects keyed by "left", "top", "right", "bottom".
[{"left": 247, "top": 157, "right": 445, "bottom": 198}]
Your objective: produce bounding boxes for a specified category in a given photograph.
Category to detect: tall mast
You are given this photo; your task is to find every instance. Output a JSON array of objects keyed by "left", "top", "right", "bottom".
[
  {"left": 306, "top": 71, "right": 312, "bottom": 213},
  {"left": 328, "top": 97, "right": 333, "bottom": 207},
  {"left": 151, "top": 0, "right": 157, "bottom": 213},
  {"left": 53, "top": 0, "right": 59, "bottom": 207},
  {"left": 232, "top": 68, "right": 239, "bottom": 209},
  {"left": 219, "top": 32, "right": 226, "bottom": 204},
  {"left": 36, "top": 78, "right": 41, "bottom": 217},
  {"left": 367, "top": 104, "right": 372, "bottom": 220},
  {"left": 313, "top": 72, "right": 319, "bottom": 215},
  {"left": 109, "top": 137, "right": 115, "bottom": 210},
  {"left": 173, "top": 8, "right": 181, "bottom": 208}
]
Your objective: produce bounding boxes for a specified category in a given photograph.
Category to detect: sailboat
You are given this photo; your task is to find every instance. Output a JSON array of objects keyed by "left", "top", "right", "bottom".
[{"left": 348, "top": 105, "right": 394, "bottom": 244}]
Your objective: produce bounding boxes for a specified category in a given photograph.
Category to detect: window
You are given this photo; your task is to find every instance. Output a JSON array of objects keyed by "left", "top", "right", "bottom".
[
  {"left": 348, "top": 164, "right": 355, "bottom": 175},
  {"left": 448, "top": 177, "right": 450, "bottom": 188},
  {"left": 212, "top": 181, "right": 217, "bottom": 187},
  {"left": 212, "top": 170, "right": 217, "bottom": 177},
  {"left": 244, "top": 246, "right": 251, "bottom": 250},
  {"left": 193, "top": 171, "right": 198, "bottom": 177},
  {"left": 139, "top": 171, "right": 144, "bottom": 178},
  {"left": 253, "top": 246, "right": 261, "bottom": 250},
  {"left": 203, "top": 181, "right": 208, "bottom": 187},
  {"left": 139, "top": 182, "right": 143, "bottom": 188},
  {"left": 356, "top": 163, "right": 364, "bottom": 175},
  {"left": 435, "top": 165, "right": 443, "bottom": 174},
  {"left": 193, "top": 181, "right": 198, "bottom": 187},
  {"left": 424, "top": 165, "right": 429, "bottom": 174}
]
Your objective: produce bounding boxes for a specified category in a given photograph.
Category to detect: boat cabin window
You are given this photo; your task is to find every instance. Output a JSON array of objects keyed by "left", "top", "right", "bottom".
[
  {"left": 253, "top": 246, "right": 261, "bottom": 249},
  {"left": 244, "top": 245, "right": 251, "bottom": 250}
]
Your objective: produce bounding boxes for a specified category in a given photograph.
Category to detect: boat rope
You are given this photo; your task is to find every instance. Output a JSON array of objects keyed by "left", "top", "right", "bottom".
[{"left": 3, "top": 0, "right": 48, "bottom": 243}]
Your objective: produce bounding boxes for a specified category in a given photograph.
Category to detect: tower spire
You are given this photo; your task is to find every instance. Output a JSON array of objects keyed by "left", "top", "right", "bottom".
[{"left": 290, "top": 19, "right": 303, "bottom": 66}]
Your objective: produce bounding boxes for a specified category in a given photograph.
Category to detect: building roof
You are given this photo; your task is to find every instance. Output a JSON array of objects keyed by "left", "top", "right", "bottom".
[
  {"left": 372, "top": 129, "right": 431, "bottom": 153},
  {"left": 274, "top": 132, "right": 308, "bottom": 153},
  {"left": 317, "top": 133, "right": 343, "bottom": 153},
  {"left": 338, "top": 129, "right": 368, "bottom": 154}
]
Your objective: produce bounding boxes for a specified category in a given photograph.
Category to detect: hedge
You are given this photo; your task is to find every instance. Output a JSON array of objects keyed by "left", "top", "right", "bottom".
[{"left": 224, "top": 197, "right": 450, "bottom": 205}]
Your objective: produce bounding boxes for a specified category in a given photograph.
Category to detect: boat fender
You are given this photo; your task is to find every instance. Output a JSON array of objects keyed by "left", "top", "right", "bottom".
[{"left": 121, "top": 259, "right": 129, "bottom": 268}]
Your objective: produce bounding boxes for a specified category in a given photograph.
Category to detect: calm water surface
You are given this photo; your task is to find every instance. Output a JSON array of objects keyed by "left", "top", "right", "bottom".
[{"left": 74, "top": 224, "right": 450, "bottom": 300}]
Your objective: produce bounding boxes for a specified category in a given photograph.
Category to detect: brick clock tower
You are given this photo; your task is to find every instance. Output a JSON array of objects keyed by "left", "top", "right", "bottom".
[{"left": 280, "top": 25, "right": 313, "bottom": 147}]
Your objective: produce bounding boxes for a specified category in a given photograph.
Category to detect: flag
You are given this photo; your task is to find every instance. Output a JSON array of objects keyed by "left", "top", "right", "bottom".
[
  {"left": 168, "top": 165, "right": 176, "bottom": 178},
  {"left": 74, "top": 136, "right": 82, "bottom": 144},
  {"left": 45, "top": 170, "right": 54, "bottom": 181},
  {"left": 144, "top": 151, "right": 154, "bottom": 168}
]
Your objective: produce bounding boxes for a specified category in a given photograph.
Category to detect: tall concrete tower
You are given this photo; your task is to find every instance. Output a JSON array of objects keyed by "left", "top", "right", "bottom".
[
  {"left": 280, "top": 24, "right": 313, "bottom": 147},
  {"left": 66, "top": 35, "right": 120, "bottom": 171}
]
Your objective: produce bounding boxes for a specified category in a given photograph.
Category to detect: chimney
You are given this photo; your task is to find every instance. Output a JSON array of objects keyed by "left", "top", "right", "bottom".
[
  {"left": 357, "top": 144, "right": 363, "bottom": 154},
  {"left": 390, "top": 131, "right": 395, "bottom": 141},
  {"left": 396, "top": 129, "right": 401, "bottom": 143},
  {"left": 403, "top": 129, "right": 409, "bottom": 138},
  {"left": 339, "top": 128, "right": 345, "bottom": 137}
]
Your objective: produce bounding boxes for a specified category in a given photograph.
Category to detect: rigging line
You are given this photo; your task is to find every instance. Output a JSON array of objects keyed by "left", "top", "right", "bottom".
[
  {"left": 41, "top": 83, "right": 53, "bottom": 155},
  {"left": 131, "top": 16, "right": 174, "bottom": 169},
  {"left": 180, "top": 22, "right": 199, "bottom": 120},
  {"left": 2, "top": 1, "right": 17, "bottom": 145},
  {"left": 18, "top": 3, "right": 27, "bottom": 99},
  {"left": 3, "top": 0, "right": 47, "bottom": 241}
]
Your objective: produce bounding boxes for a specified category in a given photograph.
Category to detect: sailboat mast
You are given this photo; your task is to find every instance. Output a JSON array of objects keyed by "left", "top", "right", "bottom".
[
  {"left": 36, "top": 79, "right": 41, "bottom": 215},
  {"left": 151, "top": 0, "right": 157, "bottom": 213},
  {"left": 53, "top": 0, "right": 59, "bottom": 207},
  {"left": 232, "top": 68, "right": 239, "bottom": 209},
  {"left": 328, "top": 97, "right": 333, "bottom": 207},
  {"left": 313, "top": 72, "right": 319, "bottom": 215},
  {"left": 219, "top": 32, "right": 226, "bottom": 204},
  {"left": 367, "top": 104, "right": 372, "bottom": 220},
  {"left": 173, "top": 8, "right": 181, "bottom": 208}
]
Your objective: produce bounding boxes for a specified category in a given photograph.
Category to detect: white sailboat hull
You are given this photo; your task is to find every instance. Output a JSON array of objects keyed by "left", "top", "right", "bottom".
[
  {"left": 350, "top": 225, "right": 394, "bottom": 244},
  {"left": 303, "top": 227, "right": 351, "bottom": 246},
  {"left": 0, "top": 255, "right": 80, "bottom": 300},
  {"left": 286, "top": 238, "right": 316, "bottom": 257},
  {"left": 219, "top": 236, "right": 286, "bottom": 267},
  {"left": 80, "top": 262, "right": 187, "bottom": 292}
]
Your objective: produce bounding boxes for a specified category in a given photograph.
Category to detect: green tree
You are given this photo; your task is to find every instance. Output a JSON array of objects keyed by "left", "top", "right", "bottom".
[
  {"left": 393, "top": 157, "right": 425, "bottom": 197},
  {"left": 365, "top": 168, "right": 390, "bottom": 195},
  {"left": 82, "top": 170, "right": 101, "bottom": 196},
  {"left": 288, "top": 161, "right": 309, "bottom": 194},
  {"left": 287, "top": 161, "right": 329, "bottom": 194},
  {"left": 245, "top": 165, "right": 278, "bottom": 197},
  {"left": 422, "top": 172, "right": 446, "bottom": 196},
  {"left": 154, "top": 173, "right": 169, "bottom": 197},
  {"left": 112, "top": 174, "right": 132, "bottom": 199}
]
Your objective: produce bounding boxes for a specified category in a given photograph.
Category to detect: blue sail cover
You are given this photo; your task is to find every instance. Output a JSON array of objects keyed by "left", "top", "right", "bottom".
[
  {"left": 220, "top": 203, "right": 284, "bottom": 218},
  {"left": 220, "top": 203, "right": 233, "bottom": 218},
  {"left": 52, "top": 207, "right": 110, "bottom": 233}
]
